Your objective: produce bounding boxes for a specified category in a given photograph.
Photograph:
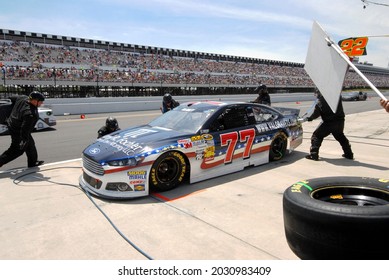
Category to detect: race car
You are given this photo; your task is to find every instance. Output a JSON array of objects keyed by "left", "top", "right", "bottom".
[
  {"left": 0, "top": 99, "right": 57, "bottom": 135},
  {"left": 341, "top": 91, "right": 368, "bottom": 101},
  {"left": 80, "top": 101, "right": 303, "bottom": 199}
]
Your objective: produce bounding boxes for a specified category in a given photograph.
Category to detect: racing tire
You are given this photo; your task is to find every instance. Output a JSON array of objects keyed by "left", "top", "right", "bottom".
[
  {"left": 269, "top": 132, "right": 287, "bottom": 161},
  {"left": 283, "top": 176, "right": 389, "bottom": 260},
  {"left": 150, "top": 151, "right": 187, "bottom": 192}
]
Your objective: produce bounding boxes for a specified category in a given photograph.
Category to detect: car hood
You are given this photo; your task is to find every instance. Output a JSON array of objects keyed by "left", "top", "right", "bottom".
[{"left": 83, "top": 124, "right": 190, "bottom": 163}]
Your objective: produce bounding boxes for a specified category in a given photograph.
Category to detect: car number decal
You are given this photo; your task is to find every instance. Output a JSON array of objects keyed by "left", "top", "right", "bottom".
[
  {"left": 338, "top": 37, "right": 368, "bottom": 57},
  {"left": 220, "top": 128, "right": 255, "bottom": 164}
]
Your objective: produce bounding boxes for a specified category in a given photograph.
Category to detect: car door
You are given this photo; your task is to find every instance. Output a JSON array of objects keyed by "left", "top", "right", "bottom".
[{"left": 197, "top": 104, "right": 259, "bottom": 178}]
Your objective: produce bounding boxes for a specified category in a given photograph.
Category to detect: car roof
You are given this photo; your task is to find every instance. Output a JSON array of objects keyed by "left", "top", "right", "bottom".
[
  {"left": 180, "top": 100, "right": 267, "bottom": 109},
  {"left": 174, "top": 100, "right": 238, "bottom": 111}
]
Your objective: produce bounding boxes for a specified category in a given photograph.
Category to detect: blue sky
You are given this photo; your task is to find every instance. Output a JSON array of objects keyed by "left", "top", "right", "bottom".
[{"left": 1, "top": 0, "right": 388, "bottom": 67}]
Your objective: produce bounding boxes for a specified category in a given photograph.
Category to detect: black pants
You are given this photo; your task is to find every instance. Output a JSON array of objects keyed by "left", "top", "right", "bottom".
[
  {"left": 310, "top": 120, "right": 353, "bottom": 157},
  {"left": 0, "top": 128, "right": 38, "bottom": 167}
]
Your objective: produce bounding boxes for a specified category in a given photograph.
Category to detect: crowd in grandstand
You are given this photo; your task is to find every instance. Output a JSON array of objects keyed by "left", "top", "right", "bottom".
[{"left": 1, "top": 40, "right": 388, "bottom": 88}]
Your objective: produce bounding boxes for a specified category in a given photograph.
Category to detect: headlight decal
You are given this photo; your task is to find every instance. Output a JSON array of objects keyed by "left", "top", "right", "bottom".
[
  {"left": 105, "top": 143, "right": 182, "bottom": 167},
  {"left": 106, "top": 157, "right": 139, "bottom": 166}
]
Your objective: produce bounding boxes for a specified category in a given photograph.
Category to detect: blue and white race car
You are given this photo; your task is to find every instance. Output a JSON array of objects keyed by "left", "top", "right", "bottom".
[{"left": 80, "top": 101, "right": 303, "bottom": 199}]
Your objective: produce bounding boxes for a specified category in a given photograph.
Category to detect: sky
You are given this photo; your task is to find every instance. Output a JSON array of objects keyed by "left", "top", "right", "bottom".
[{"left": 1, "top": 0, "right": 389, "bottom": 67}]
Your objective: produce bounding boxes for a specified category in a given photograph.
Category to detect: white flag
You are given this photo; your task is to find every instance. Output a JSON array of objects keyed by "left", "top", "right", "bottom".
[{"left": 304, "top": 21, "right": 349, "bottom": 113}]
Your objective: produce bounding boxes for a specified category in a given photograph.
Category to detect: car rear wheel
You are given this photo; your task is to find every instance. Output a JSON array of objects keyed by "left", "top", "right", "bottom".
[
  {"left": 269, "top": 132, "right": 287, "bottom": 161},
  {"left": 150, "top": 151, "right": 187, "bottom": 192},
  {"left": 283, "top": 176, "right": 389, "bottom": 259}
]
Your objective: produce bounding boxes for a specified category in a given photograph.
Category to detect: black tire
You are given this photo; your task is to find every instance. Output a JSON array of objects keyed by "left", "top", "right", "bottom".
[
  {"left": 150, "top": 151, "right": 187, "bottom": 192},
  {"left": 269, "top": 132, "right": 287, "bottom": 161},
  {"left": 283, "top": 176, "right": 389, "bottom": 260}
]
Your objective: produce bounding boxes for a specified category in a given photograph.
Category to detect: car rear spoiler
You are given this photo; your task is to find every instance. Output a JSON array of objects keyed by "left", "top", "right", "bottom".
[{"left": 273, "top": 107, "right": 301, "bottom": 117}]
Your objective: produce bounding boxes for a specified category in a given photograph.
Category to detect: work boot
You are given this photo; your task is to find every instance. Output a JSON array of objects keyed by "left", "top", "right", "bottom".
[
  {"left": 305, "top": 154, "right": 319, "bottom": 161},
  {"left": 28, "top": 160, "right": 45, "bottom": 168},
  {"left": 342, "top": 154, "right": 354, "bottom": 160}
]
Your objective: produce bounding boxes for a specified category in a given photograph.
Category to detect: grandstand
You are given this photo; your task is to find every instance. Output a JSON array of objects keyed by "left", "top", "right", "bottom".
[{"left": 0, "top": 28, "right": 388, "bottom": 98}]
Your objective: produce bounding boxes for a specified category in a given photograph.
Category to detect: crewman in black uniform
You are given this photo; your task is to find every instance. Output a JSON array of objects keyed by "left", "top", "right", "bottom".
[
  {"left": 305, "top": 89, "right": 354, "bottom": 161},
  {"left": 97, "top": 116, "right": 120, "bottom": 138},
  {"left": 161, "top": 93, "right": 180, "bottom": 113},
  {"left": 0, "top": 91, "right": 45, "bottom": 168},
  {"left": 251, "top": 84, "right": 271, "bottom": 106}
]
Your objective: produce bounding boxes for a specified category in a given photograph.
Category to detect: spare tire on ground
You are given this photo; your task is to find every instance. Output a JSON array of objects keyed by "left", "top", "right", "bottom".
[{"left": 283, "top": 176, "right": 389, "bottom": 260}]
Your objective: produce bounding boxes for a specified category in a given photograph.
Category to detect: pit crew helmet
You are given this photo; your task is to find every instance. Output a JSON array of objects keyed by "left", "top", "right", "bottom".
[
  {"left": 163, "top": 93, "right": 173, "bottom": 104},
  {"left": 255, "top": 84, "right": 267, "bottom": 94},
  {"left": 106, "top": 116, "right": 118, "bottom": 130},
  {"left": 29, "top": 91, "right": 45, "bottom": 102},
  {"left": 259, "top": 84, "right": 267, "bottom": 91}
]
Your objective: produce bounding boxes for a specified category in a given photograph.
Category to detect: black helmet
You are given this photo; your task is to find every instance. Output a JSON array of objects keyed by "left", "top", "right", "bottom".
[
  {"left": 255, "top": 84, "right": 267, "bottom": 94},
  {"left": 163, "top": 93, "right": 173, "bottom": 103},
  {"left": 29, "top": 91, "right": 45, "bottom": 102},
  {"left": 259, "top": 84, "right": 267, "bottom": 90},
  {"left": 106, "top": 116, "right": 118, "bottom": 130}
]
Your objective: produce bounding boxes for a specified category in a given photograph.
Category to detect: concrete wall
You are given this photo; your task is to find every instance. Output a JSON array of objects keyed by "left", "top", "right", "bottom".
[{"left": 43, "top": 93, "right": 316, "bottom": 115}]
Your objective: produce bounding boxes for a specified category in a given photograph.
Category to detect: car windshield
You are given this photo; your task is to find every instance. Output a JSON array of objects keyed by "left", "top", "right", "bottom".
[{"left": 149, "top": 105, "right": 216, "bottom": 133}]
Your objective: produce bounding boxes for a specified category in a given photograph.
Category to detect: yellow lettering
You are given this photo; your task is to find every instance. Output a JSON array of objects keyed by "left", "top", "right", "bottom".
[
  {"left": 291, "top": 184, "right": 302, "bottom": 192},
  {"left": 330, "top": 194, "right": 343, "bottom": 200}
]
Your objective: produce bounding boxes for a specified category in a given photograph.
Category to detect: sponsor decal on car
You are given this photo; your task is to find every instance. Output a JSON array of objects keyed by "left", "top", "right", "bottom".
[
  {"left": 128, "top": 170, "right": 147, "bottom": 180},
  {"left": 134, "top": 184, "right": 146, "bottom": 191},
  {"left": 255, "top": 119, "right": 294, "bottom": 133},
  {"left": 89, "top": 148, "right": 101, "bottom": 155},
  {"left": 202, "top": 134, "right": 213, "bottom": 141},
  {"left": 204, "top": 146, "right": 215, "bottom": 161},
  {"left": 97, "top": 135, "right": 144, "bottom": 156},
  {"left": 130, "top": 180, "right": 145, "bottom": 185},
  {"left": 178, "top": 139, "right": 193, "bottom": 149}
]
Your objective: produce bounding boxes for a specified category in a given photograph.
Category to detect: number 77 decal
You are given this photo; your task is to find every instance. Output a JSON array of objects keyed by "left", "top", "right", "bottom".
[{"left": 220, "top": 128, "right": 256, "bottom": 164}]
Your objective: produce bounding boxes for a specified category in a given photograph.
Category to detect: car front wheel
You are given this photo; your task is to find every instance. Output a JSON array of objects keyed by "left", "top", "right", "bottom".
[{"left": 150, "top": 151, "right": 187, "bottom": 192}]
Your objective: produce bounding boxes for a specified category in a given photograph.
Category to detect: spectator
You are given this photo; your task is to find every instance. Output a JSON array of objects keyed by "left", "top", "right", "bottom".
[
  {"left": 97, "top": 116, "right": 120, "bottom": 138},
  {"left": 0, "top": 91, "right": 45, "bottom": 168},
  {"left": 2, "top": 38, "right": 389, "bottom": 89},
  {"left": 305, "top": 89, "right": 354, "bottom": 161}
]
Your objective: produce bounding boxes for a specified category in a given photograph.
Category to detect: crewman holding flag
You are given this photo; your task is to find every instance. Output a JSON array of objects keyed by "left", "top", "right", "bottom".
[
  {"left": 303, "top": 21, "right": 388, "bottom": 160},
  {"left": 305, "top": 89, "right": 353, "bottom": 161}
]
